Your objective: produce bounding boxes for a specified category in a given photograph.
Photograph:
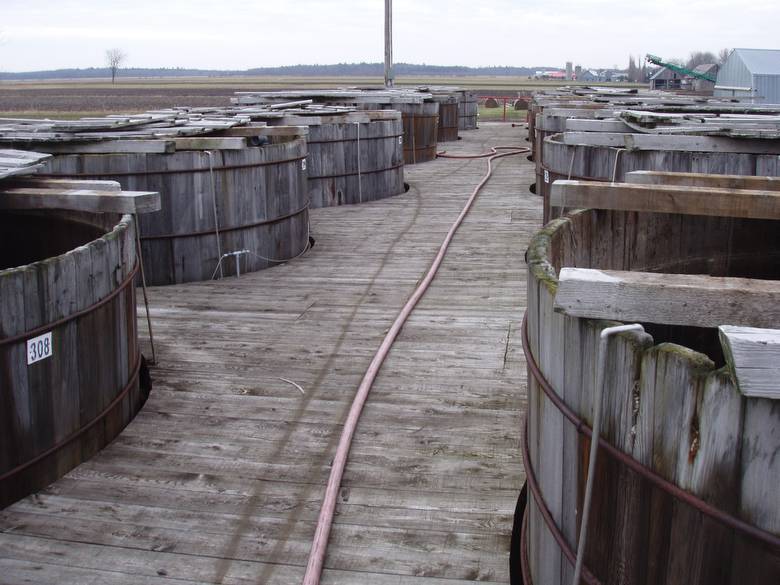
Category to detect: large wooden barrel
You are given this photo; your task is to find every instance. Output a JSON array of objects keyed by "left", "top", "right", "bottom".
[
  {"left": 0, "top": 210, "right": 142, "bottom": 508},
  {"left": 432, "top": 95, "right": 459, "bottom": 142},
  {"left": 232, "top": 90, "right": 440, "bottom": 165},
  {"left": 356, "top": 101, "right": 440, "bottom": 164},
  {"left": 45, "top": 138, "right": 309, "bottom": 285},
  {"left": 458, "top": 91, "right": 478, "bottom": 130},
  {"left": 539, "top": 132, "right": 780, "bottom": 222},
  {"left": 292, "top": 112, "right": 405, "bottom": 207},
  {"left": 523, "top": 208, "right": 780, "bottom": 585},
  {"left": 530, "top": 104, "right": 610, "bottom": 192},
  {"left": 532, "top": 105, "right": 600, "bottom": 167},
  {"left": 415, "top": 87, "right": 476, "bottom": 131},
  {"left": 392, "top": 102, "right": 440, "bottom": 164}
]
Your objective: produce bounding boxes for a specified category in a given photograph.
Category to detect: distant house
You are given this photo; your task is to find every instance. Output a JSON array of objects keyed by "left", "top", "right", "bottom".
[
  {"left": 579, "top": 69, "right": 600, "bottom": 82},
  {"left": 649, "top": 66, "right": 682, "bottom": 90},
  {"left": 535, "top": 70, "right": 566, "bottom": 80},
  {"left": 690, "top": 64, "right": 718, "bottom": 92},
  {"left": 714, "top": 48, "right": 780, "bottom": 104}
]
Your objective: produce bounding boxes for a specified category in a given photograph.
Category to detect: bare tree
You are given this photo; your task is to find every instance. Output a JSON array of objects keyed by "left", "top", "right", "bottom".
[
  {"left": 665, "top": 56, "right": 686, "bottom": 67},
  {"left": 105, "top": 48, "right": 126, "bottom": 84},
  {"left": 627, "top": 55, "right": 638, "bottom": 82},
  {"left": 718, "top": 48, "right": 731, "bottom": 65},
  {"left": 686, "top": 51, "right": 717, "bottom": 69}
]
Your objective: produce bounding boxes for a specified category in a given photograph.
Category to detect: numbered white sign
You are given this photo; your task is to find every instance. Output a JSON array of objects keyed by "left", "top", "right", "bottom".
[
  {"left": 27, "top": 332, "right": 53, "bottom": 365},
  {"left": 398, "top": 136, "right": 403, "bottom": 145},
  {"left": 544, "top": 169, "right": 550, "bottom": 183},
  {"left": 301, "top": 159, "right": 307, "bottom": 171}
]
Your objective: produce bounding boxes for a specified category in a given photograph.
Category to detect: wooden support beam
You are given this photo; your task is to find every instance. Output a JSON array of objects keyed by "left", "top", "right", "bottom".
[
  {"left": 365, "top": 110, "right": 402, "bottom": 121},
  {"left": 719, "top": 326, "right": 780, "bottom": 399},
  {"left": 0, "top": 156, "right": 37, "bottom": 167},
  {"left": 276, "top": 114, "right": 371, "bottom": 126},
  {"left": 252, "top": 126, "right": 309, "bottom": 137},
  {"left": 34, "top": 140, "right": 175, "bottom": 154},
  {"left": 213, "top": 126, "right": 309, "bottom": 139},
  {"left": 554, "top": 267, "right": 780, "bottom": 329},
  {"left": 209, "top": 126, "right": 281, "bottom": 138},
  {"left": 542, "top": 107, "right": 612, "bottom": 118},
  {"left": 561, "top": 131, "right": 780, "bottom": 153},
  {"left": 550, "top": 180, "right": 780, "bottom": 220},
  {"left": 0, "top": 149, "right": 52, "bottom": 179},
  {"left": 12, "top": 177, "right": 121, "bottom": 192},
  {"left": 173, "top": 137, "right": 247, "bottom": 150},
  {"left": 0, "top": 149, "right": 53, "bottom": 163},
  {"left": 0, "top": 185, "right": 161, "bottom": 214},
  {"left": 275, "top": 116, "right": 323, "bottom": 126},
  {"left": 564, "top": 119, "right": 633, "bottom": 133},
  {"left": 625, "top": 171, "right": 780, "bottom": 191},
  {"left": 268, "top": 100, "right": 314, "bottom": 110}
]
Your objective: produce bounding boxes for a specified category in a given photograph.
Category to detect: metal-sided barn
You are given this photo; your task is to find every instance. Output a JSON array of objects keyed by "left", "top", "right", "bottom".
[{"left": 715, "top": 48, "right": 780, "bottom": 104}]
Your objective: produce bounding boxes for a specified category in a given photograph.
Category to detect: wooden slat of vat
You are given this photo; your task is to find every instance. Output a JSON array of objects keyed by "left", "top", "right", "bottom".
[
  {"left": 598, "top": 329, "right": 653, "bottom": 585},
  {"left": 45, "top": 248, "right": 81, "bottom": 479},
  {"left": 0, "top": 268, "right": 31, "bottom": 498},
  {"left": 537, "top": 278, "right": 563, "bottom": 585},
  {"left": 525, "top": 236, "right": 542, "bottom": 585},
  {"left": 554, "top": 267, "right": 780, "bottom": 328},
  {"left": 671, "top": 370, "right": 743, "bottom": 584},
  {"left": 639, "top": 346, "right": 713, "bottom": 584},
  {"left": 731, "top": 396, "right": 780, "bottom": 585}
]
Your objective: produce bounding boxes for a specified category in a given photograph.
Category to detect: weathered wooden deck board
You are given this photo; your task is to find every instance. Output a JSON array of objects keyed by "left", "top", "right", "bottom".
[{"left": 0, "top": 123, "right": 539, "bottom": 584}]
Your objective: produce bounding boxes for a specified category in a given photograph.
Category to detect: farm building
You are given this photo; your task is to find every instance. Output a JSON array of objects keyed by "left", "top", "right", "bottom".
[
  {"left": 715, "top": 48, "right": 780, "bottom": 103},
  {"left": 578, "top": 69, "right": 601, "bottom": 82},
  {"left": 691, "top": 63, "right": 718, "bottom": 92},
  {"left": 534, "top": 70, "right": 566, "bottom": 80},
  {"left": 649, "top": 66, "right": 683, "bottom": 90}
]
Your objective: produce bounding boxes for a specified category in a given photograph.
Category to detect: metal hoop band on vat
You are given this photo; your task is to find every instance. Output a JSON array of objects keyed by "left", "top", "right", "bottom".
[
  {"left": 39, "top": 155, "right": 308, "bottom": 178},
  {"left": 139, "top": 201, "right": 310, "bottom": 241}
]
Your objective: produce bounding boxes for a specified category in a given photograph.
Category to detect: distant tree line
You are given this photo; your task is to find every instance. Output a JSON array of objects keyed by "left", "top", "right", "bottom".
[
  {"left": 627, "top": 55, "right": 648, "bottom": 83},
  {"left": 0, "top": 62, "right": 558, "bottom": 80}
]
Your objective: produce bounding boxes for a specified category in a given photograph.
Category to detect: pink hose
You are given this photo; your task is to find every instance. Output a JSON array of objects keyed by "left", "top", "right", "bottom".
[{"left": 302, "top": 145, "right": 530, "bottom": 585}]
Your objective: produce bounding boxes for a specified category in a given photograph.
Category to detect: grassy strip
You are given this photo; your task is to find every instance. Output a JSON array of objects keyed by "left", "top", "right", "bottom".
[{"left": 478, "top": 106, "right": 527, "bottom": 122}]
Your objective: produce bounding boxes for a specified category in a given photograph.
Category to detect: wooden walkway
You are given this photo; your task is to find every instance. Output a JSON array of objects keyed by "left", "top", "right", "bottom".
[{"left": 0, "top": 123, "right": 541, "bottom": 584}]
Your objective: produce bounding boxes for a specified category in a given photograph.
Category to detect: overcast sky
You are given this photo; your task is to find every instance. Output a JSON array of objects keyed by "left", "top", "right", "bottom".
[{"left": 1, "top": 0, "right": 778, "bottom": 72}]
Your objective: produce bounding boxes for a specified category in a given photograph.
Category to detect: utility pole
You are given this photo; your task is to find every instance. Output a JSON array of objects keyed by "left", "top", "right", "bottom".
[{"left": 384, "top": 0, "right": 394, "bottom": 88}]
